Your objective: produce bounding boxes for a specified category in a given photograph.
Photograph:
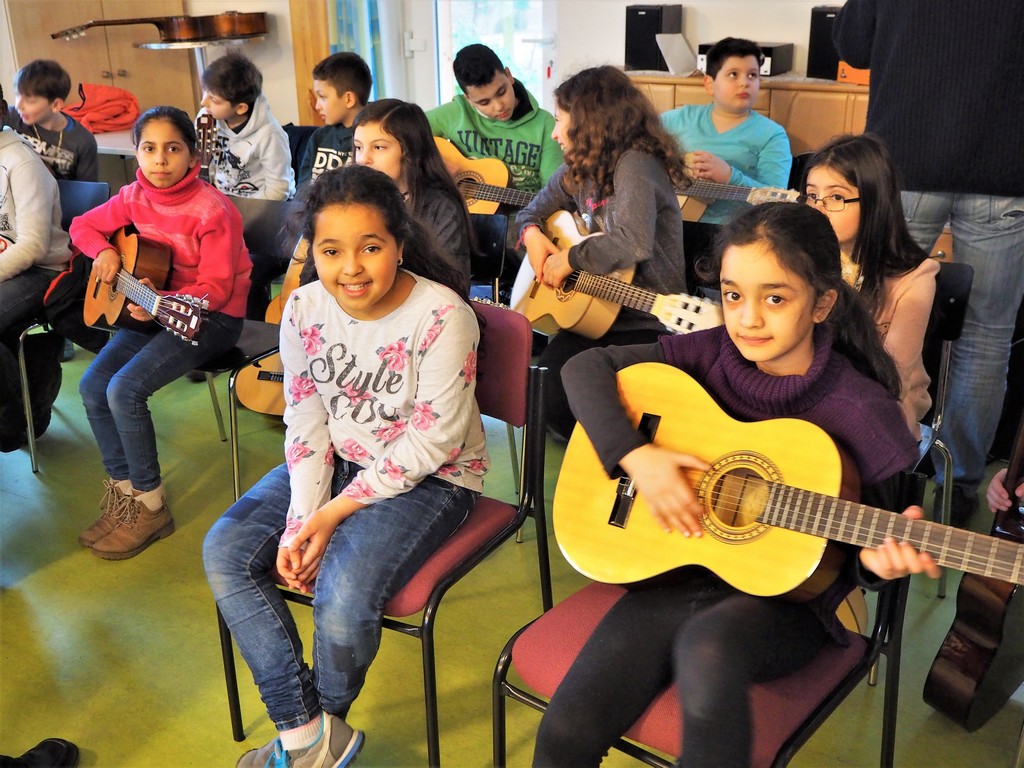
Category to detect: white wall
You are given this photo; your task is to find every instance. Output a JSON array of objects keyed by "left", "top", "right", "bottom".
[
  {"left": 554, "top": 1, "right": 827, "bottom": 90},
  {"left": 1, "top": 1, "right": 835, "bottom": 124},
  {"left": 185, "top": 0, "right": 301, "bottom": 125}
]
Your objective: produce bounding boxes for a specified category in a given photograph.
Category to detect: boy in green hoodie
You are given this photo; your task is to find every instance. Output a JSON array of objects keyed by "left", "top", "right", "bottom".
[{"left": 428, "top": 44, "right": 562, "bottom": 197}]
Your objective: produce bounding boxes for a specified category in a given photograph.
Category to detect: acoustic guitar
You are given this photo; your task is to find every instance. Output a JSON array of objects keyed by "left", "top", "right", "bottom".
[
  {"left": 924, "top": 412, "right": 1024, "bottom": 731},
  {"left": 52, "top": 12, "right": 267, "bottom": 42},
  {"left": 434, "top": 136, "right": 800, "bottom": 218},
  {"left": 433, "top": 137, "right": 531, "bottom": 214},
  {"left": 510, "top": 210, "right": 722, "bottom": 339},
  {"left": 83, "top": 226, "right": 207, "bottom": 344},
  {"left": 553, "top": 364, "right": 1024, "bottom": 602},
  {"left": 196, "top": 114, "right": 216, "bottom": 184},
  {"left": 233, "top": 253, "right": 304, "bottom": 416}
]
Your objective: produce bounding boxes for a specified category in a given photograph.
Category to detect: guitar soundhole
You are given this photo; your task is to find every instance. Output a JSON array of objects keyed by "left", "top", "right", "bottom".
[
  {"left": 698, "top": 453, "right": 780, "bottom": 543},
  {"left": 456, "top": 173, "right": 485, "bottom": 204}
]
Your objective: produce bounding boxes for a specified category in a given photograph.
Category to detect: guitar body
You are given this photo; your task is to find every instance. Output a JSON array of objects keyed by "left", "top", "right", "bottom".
[
  {"left": 923, "top": 575, "right": 1024, "bottom": 730},
  {"left": 511, "top": 210, "right": 632, "bottom": 339},
  {"left": 264, "top": 255, "right": 304, "bottom": 325},
  {"left": 554, "top": 363, "right": 847, "bottom": 598},
  {"left": 924, "top": 413, "right": 1024, "bottom": 730},
  {"left": 83, "top": 227, "right": 170, "bottom": 333},
  {"left": 235, "top": 355, "right": 285, "bottom": 416},
  {"left": 433, "top": 137, "right": 510, "bottom": 214}
]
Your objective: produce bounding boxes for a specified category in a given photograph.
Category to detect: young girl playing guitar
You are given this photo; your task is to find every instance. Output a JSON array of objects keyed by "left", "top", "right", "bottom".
[
  {"left": 71, "top": 106, "right": 250, "bottom": 560},
  {"left": 534, "top": 203, "right": 939, "bottom": 767},
  {"left": 516, "top": 66, "right": 690, "bottom": 441}
]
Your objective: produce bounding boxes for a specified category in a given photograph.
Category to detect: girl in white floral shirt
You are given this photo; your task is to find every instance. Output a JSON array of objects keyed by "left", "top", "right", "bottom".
[{"left": 205, "top": 164, "right": 487, "bottom": 768}]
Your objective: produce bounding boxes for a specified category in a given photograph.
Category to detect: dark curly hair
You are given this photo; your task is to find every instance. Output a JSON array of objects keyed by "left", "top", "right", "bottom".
[{"left": 554, "top": 66, "right": 687, "bottom": 198}]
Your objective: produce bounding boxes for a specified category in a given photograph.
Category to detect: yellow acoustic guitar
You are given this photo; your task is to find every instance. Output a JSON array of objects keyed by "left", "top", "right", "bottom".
[
  {"left": 510, "top": 210, "right": 722, "bottom": 339},
  {"left": 433, "top": 136, "right": 533, "bottom": 214},
  {"left": 234, "top": 243, "right": 304, "bottom": 416},
  {"left": 554, "top": 363, "right": 1024, "bottom": 601}
]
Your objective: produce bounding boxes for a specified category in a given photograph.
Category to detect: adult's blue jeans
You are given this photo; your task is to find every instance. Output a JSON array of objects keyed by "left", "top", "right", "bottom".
[
  {"left": 203, "top": 460, "right": 475, "bottom": 730},
  {"left": 78, "top": 311, "right": 242, "bottom": 492},
  {"left": 901, "top": 191, "right": 1024, "bottom": 493}
]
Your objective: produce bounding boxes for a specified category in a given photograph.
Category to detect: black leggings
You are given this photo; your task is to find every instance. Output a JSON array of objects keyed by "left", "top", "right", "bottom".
[
  {"left": 539, "top": 327, "right": 663, "bottom": 440},
  {"left": 532, "top": 576, "right": 829, "bottom": 768}
]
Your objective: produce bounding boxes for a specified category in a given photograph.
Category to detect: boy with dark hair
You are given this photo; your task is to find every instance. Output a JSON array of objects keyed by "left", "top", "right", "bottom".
[
  {"left": 3, "top": 59, "right": 98, "bottom": 182},
  {"left": 661, "top": 37, "right": 791, "bottom": 224},
  {"left": 297, "top": 52, "right": 372, "bottom": 185},
  {"left": 428, "top": 43, "right": 562, "bottom": 196},
  {"left": 199, "top": 50, "right": 295, "bottom": 201}
]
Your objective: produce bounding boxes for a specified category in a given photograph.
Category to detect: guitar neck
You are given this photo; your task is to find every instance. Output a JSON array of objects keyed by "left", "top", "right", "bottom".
[
  {"left": 115, "top": 269, "right": 161, "bottom": 315},
  {"left": 458, "top": 182, "right": 534, "bottom": 209},
  {"left": 681, "top": 179, "right": 762, "bottom": 202},
  {"left": 764, "top": 484, "right": 1024, "bottom": 585},
  {"left": 568, "top": 271, "right": 658, "bottom": 314}
]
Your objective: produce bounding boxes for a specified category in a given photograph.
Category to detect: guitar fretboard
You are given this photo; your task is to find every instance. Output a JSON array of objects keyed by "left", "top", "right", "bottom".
[
  {"left": 456, "top": 181, "right": 535, "bottom": 209},
  {"left": 761, "top": 483, "right": 1024, "bottom": 585},
  {"left": 115, "top": 269, "right": 161, "bottom": 315}
]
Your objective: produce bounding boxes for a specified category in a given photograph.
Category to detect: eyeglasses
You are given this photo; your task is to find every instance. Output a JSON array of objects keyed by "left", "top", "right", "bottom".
[{"left": 804, "top": 193, "right": 861, "bottom": 213}]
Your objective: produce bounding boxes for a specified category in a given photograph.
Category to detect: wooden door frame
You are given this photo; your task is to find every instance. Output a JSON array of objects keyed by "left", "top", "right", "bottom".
[{"left": 289, "top": 0, "right": 330, "bottom": 125}]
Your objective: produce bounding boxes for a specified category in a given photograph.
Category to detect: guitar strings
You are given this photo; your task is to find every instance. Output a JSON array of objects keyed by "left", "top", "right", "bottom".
[{"left": 626, "top": 468, "right": 1024, "bottom": 582}]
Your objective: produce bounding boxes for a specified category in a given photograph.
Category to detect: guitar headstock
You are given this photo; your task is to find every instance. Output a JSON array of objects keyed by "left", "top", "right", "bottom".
[
  {"left": 651, "top": 293, "right": 724, "bottom": 335},
  {"left": 51, "top": 22, "right": 94, "bottom": 40},
  {"left": 196, "top": 114, "right": 216, "bottom": 177},
  {"left": 154, "top": 294, "right": 208, "bottom": 345},
  {"left": 746, "top": 187, "right": 803, "bottom": 205}
]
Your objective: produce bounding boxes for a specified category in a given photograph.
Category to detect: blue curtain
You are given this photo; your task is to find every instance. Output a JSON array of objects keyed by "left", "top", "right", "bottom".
[{"left": 331, "top": 0, "right": 382, "bottom": 100}]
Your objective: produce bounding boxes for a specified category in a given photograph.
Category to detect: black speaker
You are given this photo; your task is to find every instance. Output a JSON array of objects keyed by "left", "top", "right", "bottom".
[
  {"left": 625, "top": 5, "right": 683, "bottom": 72},
  {"left": 807, "top": 5, "right": 842, "bottom": 80}
]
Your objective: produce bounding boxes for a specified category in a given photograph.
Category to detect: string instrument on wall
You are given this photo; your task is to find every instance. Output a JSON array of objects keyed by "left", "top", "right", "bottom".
[
  {"left": 554, "top": 364, "right": 1024, "bottom": 600},
  {"left": 83, "top": 226, "right": 207, "bottom": 344},
  {"left": 52, "top": 11, "right": 267, "bottom": 43},
  {"left": 924, "top": 413, "right": 1024, "bottom": 731}
]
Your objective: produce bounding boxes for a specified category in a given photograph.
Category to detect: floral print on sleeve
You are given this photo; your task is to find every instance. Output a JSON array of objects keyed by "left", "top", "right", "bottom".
[
  {"left": 418, "top": 304, "right": 454, "bottom": 354},
  {"left": 285, "top": 437, "right": 316, "bottom": 471}
]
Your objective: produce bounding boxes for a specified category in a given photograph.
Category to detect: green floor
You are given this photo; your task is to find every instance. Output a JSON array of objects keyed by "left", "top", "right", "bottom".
[{"left": 1, "top": 348, "right": 1021, "bottom": 767}]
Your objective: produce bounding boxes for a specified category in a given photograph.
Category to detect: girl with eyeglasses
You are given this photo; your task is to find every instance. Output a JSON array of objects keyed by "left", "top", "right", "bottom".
[{"left": 802, "top": 133, "right": 938, "bottom": 439}]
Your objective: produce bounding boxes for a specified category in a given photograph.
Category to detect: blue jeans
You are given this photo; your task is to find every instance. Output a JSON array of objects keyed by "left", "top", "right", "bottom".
[
  {"left": 78, "top": 312, "right": 242, "bottom": 491},
  {"left": 901, "top": 191, "right": 1024, "bottom": 493},
  {"left": 0, "top": 266, "right": 58, "bottom": 337},
  {"left": 203, "top": 461, "right": 475, "bottom": 730}
]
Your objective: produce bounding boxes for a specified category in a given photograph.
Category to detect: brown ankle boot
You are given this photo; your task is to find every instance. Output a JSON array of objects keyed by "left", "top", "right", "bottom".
[
  {"left": 91, "top": 493, "right": 175, "bottom": 560},
  {"left": 79, "top": 479, "right": 131, "bottom": 547}
]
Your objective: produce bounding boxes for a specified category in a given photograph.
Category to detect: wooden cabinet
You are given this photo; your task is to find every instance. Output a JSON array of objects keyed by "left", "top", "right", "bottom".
[
  {"left": 7, "top": 0, "right": 195, "bottom": 115},
  {"left": 630, "top": 73, "right": 869, "bottom": 156}
]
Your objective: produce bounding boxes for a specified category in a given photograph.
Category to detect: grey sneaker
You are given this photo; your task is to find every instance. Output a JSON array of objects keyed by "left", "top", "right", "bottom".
[
  {"left": 79, "top": 479, "right": 130, "bottom": 547},
  {"left": 236, "top": 714, "right": 364, "bottom": 768}
]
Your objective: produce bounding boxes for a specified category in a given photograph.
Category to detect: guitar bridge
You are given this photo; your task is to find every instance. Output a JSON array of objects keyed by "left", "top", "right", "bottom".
[{"left": 609, "top": 477, "right": 635, "bottom": 528}]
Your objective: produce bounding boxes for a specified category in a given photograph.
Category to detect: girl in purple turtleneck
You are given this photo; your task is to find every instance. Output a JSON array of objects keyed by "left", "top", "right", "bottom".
[
  {"left": 536, "top": 203, "right": 941, "bottom": 768},
  {"left": 71, "top": 106, "right": 251, "bottom": 561}
]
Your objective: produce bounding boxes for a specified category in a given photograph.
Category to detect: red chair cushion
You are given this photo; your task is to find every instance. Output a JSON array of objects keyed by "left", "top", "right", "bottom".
[
  {"left": 385, "top": 496, "right": 518, "bottom": 617},
  {"left": 511, "top": 582, "right": 867, "bottom": 767}
]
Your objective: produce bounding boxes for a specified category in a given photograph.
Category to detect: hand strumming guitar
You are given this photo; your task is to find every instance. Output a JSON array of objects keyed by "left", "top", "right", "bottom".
[
  {"left": 618, "top": 443, "right": 710, "bottom": 537},
  {"left": 522, "top": 225, "right": 567, "bottom": 288}
]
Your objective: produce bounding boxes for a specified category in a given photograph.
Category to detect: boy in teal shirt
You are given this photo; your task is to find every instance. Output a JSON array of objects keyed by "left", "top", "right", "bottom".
[
  {"left": 661, "top": 38, "right": 791, "bottom": 224},
  {"left": 428, "top": 44, "right": 562, "bottom": 197}
]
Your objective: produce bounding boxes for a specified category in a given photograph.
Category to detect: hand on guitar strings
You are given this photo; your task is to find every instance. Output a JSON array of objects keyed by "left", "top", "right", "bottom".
[
  {"left": 684, "top": 150, "right": 731, "bottom": 185},
  {"left": 857, "top": 506, "right": 941, "bottom": 580},
  {"left": 619, "top": 443, "right": 711, "bottom": 537},
  {"left": 522, "top": 226, "right": 565, "bottom": 288},
  {"left": 90, "top": 247, "right": 122, "bottom": 285}
]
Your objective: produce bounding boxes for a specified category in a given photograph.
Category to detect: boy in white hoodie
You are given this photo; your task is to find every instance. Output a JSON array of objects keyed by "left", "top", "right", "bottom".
[{"left": 199, "top": 51, "right": 295, "bottom": 201}]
